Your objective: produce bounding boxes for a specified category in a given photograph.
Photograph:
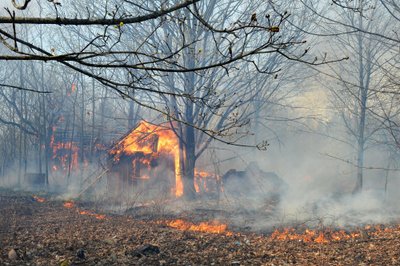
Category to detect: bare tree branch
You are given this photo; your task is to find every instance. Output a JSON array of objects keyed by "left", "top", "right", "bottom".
[
  {"left": 1, "top": 0, "right": 201, "bottom": 25},
  {"left": 0, "top": 83, "right": 52, "bottom": 93},
  {"left": 11, "top": 0, "right": 32, "bottom": 10}
]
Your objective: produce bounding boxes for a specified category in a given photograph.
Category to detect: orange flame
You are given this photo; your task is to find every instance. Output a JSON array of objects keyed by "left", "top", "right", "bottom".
[
  {"left": 270, "top": 228, "right": 361, "bottom": 243},
  {"left": 67, "top": 83, "right": 76, "bottom": 96},
  {"left": 33, "top": 195, "right": 45, "bottom": 203},
  {"left": 51, "top": 141, "right": 79, "bottom": 172},
  {"left": 194, "top": 169, "right": 219, "bottom": 193},
  {"left": 95, "top": 214, "right": 106, "bottom": 220},
  {"left": 167, "top": 219, "right": 231, "bottom": 235},
  {"left": 63, "top": 200, "right": 105, "bottom": 220},
  {"left": 314, "top": 232, "right": 329, "bottom": 244},
  {"left": 110, "top": 121, "right": 183, "bottom": 197},
  {"left": 50, "top": 125, "right": 81, "bottom": 173},
  {"left": 140, "top": 174, "right": 151, "bottom": 180},
  {"left": 63, "top": 201, "right": 74, "bottom": 208},
  {"left": 78, "top": 210, "right": 106, "bottom": 220}
]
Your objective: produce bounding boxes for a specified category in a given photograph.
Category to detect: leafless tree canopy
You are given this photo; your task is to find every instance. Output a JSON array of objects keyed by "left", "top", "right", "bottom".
[{"left": 0, "top": 0, "right": 399, "bottom": 198}]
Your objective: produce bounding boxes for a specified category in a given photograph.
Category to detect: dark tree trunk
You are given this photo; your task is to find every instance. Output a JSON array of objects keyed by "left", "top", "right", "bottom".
[
  {"left": 181, "top": 60, "right": 197, "bottom": 200},
  {"left": 79, "top": 76, "right": 85, "bottom": 165},
  {"left": 90, "top": 78, "right": 95, "bottom": 162},
  {"left": 182, "top": 124, "right": 196, "bottom": 200}
]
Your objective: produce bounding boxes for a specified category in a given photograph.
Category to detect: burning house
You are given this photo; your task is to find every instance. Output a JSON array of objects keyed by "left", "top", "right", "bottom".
[
  {"left": 106, "top": 121, "right": 287, "bottom": 202},
  {"left": 25, "top": 119, "right": 285, "bottom": 205},
  {"left": 22, "top": 126, "right": 96, "bottom": 190},
  {"left": 108, "top": 121, "right": 184, "bottom": 198},
  {"left": 49, "top": 126, "right": 98, "bottom": 174},
  {"left": 106, "top": 121, "right": 222, "bottom": 200}
]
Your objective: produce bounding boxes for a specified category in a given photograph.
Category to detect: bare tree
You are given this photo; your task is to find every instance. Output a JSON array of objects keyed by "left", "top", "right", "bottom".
[
  {"left": 118, "top": 0, "right": 319, "bottom": 198},
  {"left": 0, "top": 0, "right": 346, "bottom": 197},
  {"left": 0, "top": 0, "right": 340, "bottom": 123},
  {"left": 315, "top": 0, "right": 397, "bottom": 193}
]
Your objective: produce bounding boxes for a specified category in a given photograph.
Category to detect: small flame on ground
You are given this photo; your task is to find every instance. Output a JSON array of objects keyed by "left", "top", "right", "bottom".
[
  {"left": 78, "top": 210, "right": 106, "bottom": 220},
  {"left": 167, "top": 219, "right": 231, "bottom": 235},
  {"left": 95, "top": 214, "right": 106, "bottom": 220},
  {"left": 33, "top": 195, "right": 46, "bottom": 203},
  {"left": 270, "top": 228, "right": 361, "bottom": 243},
  {"left": 63, "top": 201, "right": 74, "bottom": 208},
  {"left": 62, "top": 200, "right": 105, "bottom": 220}
]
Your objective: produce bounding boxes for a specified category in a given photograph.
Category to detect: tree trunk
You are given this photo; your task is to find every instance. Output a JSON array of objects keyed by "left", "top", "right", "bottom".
[
  {"left": 39, "top": 22, "right": 49, "bottom": 188},
  {"left": 353, "top": 138, "right": 364, "bottom": 194},
  {"left": 90, "top": 78, "right": 95, "bottom": 162},
  {"left": 353, "top": 12, "right": 366, "bottom": 195},
  {"left": 182, "top": 124, "right": 196, "bottom": 200},
  {"left": 79, "top": 75, "right": 85, "bottom": 165},
  {"left": 98, "top": 89, "right": 108, "bottom": 142},
  {"left": 353, "top": 88, "right": 367, "bottom": 194},
  {"left": 128, "top": 101, "right": 136, "bottom": 129},
  {"left": 18, "top": 64, "right": 24, "bottom": 187},
  {"left": 67, "top": 92, "right": 78, "bottom": 181}
]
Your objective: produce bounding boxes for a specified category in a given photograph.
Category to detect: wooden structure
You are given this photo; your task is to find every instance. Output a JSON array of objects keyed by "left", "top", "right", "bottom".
[{"left": 107, "top": 121, "right": 178, "bottom": 198}]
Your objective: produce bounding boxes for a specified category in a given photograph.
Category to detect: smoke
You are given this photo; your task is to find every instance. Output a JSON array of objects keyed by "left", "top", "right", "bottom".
[
  {"left": 216, "top": 106, "right": 400, "bottom": 231},
  {"left": 1, "top": 103, "right": 399, "bottom": 233},
  {"left": 0, "top": 168, "right": 20, "bottom": 189},
  {"left": 276, "top": 187, "right": 392, "bottom": 228}
]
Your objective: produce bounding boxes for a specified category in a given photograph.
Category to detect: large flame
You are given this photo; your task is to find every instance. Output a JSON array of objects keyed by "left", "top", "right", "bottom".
[
  {"left": 109, "top": 121, "right": 221, "bottom": 197},
  {"left": 110, "top": 121, "right": 183, "bottom": 197}
]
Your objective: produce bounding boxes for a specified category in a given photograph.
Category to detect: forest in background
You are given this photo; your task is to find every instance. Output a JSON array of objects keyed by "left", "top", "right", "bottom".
[{"left": 0, "top": 0, "right": 399, "bottom": 211}]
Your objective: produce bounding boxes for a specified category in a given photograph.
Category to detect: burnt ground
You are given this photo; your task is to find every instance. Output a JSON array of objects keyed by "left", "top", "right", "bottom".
[{"left": 1, "top": 190, "right": 400, "bottom": 265}]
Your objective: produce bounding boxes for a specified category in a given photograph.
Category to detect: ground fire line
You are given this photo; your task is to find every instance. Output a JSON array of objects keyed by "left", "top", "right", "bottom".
[
  {"left": 3, "top": 192, "right": 400, "bottom": 265},
  {"left": 31, "top": 194, "right": 395, "bottom": 244}
]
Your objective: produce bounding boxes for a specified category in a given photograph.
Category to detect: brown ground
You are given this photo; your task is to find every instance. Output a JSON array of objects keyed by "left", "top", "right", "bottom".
[{"left": 1, "top": 191, "right": 400, "bottom": 265}]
